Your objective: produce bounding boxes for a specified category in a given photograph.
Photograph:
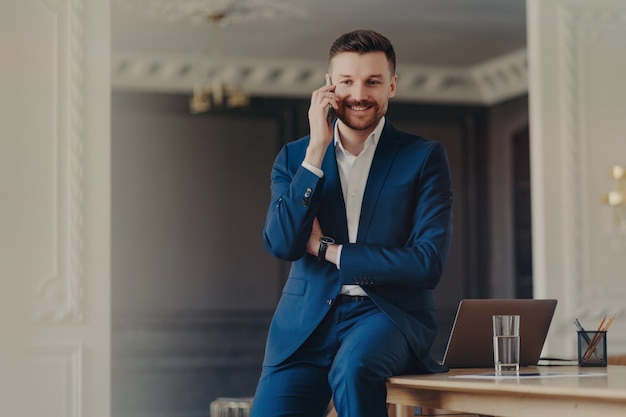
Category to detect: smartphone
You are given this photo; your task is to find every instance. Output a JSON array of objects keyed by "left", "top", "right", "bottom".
[{"left": 325, "top": 75, "right": 335, "bottom": 125}]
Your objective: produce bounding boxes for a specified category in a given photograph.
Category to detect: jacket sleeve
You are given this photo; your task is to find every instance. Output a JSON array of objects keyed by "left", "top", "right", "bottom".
[
  {"left": 338, "top": 141, "right": 453, "bottom": 290},
  {"left": 262, "top": 141, "right": 325, "bottom": 261}
]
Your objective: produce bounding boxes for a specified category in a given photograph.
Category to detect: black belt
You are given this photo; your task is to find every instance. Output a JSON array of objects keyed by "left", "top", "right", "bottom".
[{"left": 336, "top": 294, "right": 371, "bottom": 303}]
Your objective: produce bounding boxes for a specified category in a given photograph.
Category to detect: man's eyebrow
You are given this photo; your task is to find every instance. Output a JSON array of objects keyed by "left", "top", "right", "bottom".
[{"left": 337, "top": 73, "right": 384, "bottom": 79}]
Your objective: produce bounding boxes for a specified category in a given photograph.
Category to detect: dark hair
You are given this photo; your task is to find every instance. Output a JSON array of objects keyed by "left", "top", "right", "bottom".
[{"left": 328, "top": 30, "right": 396, "bottom": 74}]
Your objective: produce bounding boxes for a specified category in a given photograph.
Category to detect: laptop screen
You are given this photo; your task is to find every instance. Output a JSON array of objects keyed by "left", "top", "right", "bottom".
[{"left": 441, "top": 299, "right": 557, "bottom": 368}]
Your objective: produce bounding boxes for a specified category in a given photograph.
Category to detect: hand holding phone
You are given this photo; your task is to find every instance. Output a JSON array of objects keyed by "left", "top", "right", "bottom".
[{"left": 325, "top": 74, "right": 335, "bottom": 125}]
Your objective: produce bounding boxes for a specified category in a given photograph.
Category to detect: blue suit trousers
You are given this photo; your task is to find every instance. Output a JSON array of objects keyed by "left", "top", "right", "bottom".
[{"left": 250, "top": 299, "right": 420, "bottom": 417}]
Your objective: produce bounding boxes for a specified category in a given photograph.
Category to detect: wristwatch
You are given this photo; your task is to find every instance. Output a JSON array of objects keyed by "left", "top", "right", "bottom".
[{"left": 317, "top": 236, "right": 335, "bottom": 262}]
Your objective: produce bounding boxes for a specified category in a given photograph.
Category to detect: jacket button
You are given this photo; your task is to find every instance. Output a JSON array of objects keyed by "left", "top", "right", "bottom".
[{"left": 302, "top": 188, "right": 312, "bottom": 207}]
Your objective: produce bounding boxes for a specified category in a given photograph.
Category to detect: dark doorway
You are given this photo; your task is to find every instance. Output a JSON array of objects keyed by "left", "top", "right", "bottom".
[{"left": 512, "top": 126, "right": 533, "bottom": 298}]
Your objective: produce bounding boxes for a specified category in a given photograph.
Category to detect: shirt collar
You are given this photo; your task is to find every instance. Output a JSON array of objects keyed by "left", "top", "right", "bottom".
[{"left": 334, "top": 116, "right": 386, "bottom": 154}]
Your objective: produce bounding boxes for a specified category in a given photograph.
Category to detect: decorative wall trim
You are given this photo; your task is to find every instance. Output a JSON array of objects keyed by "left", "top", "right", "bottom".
[
  {"left": 558, "top": 4, "right": 626, "bottom": 324},
  {"left": 557, "top": 4, "right": 585, "bottom": 326},
  {"left": 114, "top": 0, "right": 303, "bottom": 25},
  {"left": 34, "top": 0, "right": 85, "bottom": 324},
  {"left": 112, "top": 48, "right": 528, "bottom": 105},
  {"left": 25, "top": 343, "right": 83, "bottom": 417},
  {"left": 471, "top": 49, "right": 528, "bottom": 106}
]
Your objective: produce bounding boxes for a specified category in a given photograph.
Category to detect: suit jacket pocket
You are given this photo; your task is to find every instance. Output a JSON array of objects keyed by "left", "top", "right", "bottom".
[{"left": 282, "top": 277, "right": 306, "bottom": 295}]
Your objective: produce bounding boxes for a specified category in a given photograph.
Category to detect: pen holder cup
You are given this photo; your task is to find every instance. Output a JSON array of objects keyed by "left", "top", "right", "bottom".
[{"left": 577, "top": 331, "right": 607, "bottom": 367}]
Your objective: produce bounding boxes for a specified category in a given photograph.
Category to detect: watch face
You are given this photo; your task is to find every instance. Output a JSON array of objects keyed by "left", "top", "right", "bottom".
[{"left": 321, "top": 236, "right": 335, "bottom": 244}]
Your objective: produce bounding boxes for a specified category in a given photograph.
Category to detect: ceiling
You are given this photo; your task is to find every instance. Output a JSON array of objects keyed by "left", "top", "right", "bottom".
[{"left": 111, "top": 0, "right": 528, "bottom": 105}]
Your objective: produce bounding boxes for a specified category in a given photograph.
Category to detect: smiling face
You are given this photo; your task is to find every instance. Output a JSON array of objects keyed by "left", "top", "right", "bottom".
[{"left": 329, "top": 51, "right": 397, "bottom": 135}]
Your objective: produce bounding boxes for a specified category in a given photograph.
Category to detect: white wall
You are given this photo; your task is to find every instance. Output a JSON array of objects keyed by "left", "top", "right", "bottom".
[
  {"left": 0, "top": 1, "right": 111, "bottom": 416},
  {"left": 528, "top": 0, "right": 626, "bottom": 358}
]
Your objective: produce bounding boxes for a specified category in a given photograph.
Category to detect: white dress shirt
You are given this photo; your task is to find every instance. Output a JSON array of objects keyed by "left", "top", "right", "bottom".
[{"left": 302, "top": 117, "right": 385, "bottom": 296}]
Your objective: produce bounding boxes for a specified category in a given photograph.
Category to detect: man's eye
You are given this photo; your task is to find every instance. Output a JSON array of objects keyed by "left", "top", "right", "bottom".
[
  {"left": 340, "top": 80, "right": 352, "bottom": 85},
  {"left": 368, "top": 80, "right": 381, "bottom": 85}
]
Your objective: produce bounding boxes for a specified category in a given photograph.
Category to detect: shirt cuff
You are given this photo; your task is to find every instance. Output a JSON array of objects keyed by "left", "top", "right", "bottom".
[
  {"left": 302, "top": 161, "right": 324, "bottom": 178},
  {"left": 336, "top": 244, "right": 342, "bottom": 270}
]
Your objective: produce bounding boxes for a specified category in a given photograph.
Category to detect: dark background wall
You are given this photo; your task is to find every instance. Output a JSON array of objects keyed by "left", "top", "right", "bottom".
[{"left": 111, "top": 91, "right": 529, "bottom": 417}]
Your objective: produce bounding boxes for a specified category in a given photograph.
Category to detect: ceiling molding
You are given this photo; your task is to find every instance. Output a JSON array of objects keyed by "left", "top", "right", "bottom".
[
  {"left": 113, "top": 0, "right": 306, "bottom": 25},
  {"left": 112, "top": 48, "right": 527, "bottom": 106}
]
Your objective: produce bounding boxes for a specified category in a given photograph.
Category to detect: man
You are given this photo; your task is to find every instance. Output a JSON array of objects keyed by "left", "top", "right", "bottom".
[{"left": 251, "top": 30, "right": 453, "bottom": 417}]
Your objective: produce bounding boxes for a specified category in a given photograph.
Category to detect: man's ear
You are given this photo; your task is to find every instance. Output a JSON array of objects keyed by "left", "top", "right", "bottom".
[{"left": 389, "top": 74, "right": 398, "bottom": 98}]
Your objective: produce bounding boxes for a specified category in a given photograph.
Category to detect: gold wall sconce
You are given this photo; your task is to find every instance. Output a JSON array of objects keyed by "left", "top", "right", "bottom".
[{"left": 603, "top": 165, "right": 626, "bottom": 228}]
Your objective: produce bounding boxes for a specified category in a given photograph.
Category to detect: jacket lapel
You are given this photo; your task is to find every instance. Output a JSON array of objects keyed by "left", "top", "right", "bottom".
[{"left": 357, "top": 122, "right": 401, "bottom": 242}]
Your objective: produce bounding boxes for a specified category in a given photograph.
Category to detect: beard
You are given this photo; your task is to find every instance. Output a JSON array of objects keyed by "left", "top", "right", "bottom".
[{"left": 335, "top": 100, "right": 387, "bottom": 131}]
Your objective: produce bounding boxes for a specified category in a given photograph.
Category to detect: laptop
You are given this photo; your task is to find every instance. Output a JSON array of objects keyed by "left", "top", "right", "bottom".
[{"left": 441, "top": 299, "right": 558, "bottom": 368}]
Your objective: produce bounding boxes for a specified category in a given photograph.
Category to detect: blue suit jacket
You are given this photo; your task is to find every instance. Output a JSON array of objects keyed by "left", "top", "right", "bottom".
[{"left": 262, "top": 121, "right": 452, "bottom": 373}]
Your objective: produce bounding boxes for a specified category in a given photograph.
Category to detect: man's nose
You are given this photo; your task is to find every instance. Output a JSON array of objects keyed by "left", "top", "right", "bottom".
[{"left": 350, "top": 83, "right": 367, "bottom": 101}]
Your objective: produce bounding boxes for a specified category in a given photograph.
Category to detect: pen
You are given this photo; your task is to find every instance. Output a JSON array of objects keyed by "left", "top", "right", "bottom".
[
  {"left": 574, "top": 318, "right": 590, "bottom": 343},
  {"left": 574, "top": 318, "right": 601, "bottom": 361}
]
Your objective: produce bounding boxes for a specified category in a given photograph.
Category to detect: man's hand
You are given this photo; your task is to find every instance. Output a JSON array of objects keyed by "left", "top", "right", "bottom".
[
  {"left": 304, "top": 77, "right": 337, "bottom": 169},
  {"left": 306, "top": 217, "right": 338, "bottom": 265}
]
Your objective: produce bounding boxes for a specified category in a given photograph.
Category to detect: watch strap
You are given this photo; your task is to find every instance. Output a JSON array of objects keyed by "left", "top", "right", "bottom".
[{"left": 317, "top": 236, "right": 335, "bottom": 262}]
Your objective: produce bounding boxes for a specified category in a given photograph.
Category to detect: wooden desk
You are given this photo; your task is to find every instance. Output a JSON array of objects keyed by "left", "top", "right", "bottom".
[{"left": 386, "top": 366, "right": 626, "bottom": 417}]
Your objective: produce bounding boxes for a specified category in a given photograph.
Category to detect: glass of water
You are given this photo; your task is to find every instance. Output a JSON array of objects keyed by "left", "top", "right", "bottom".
[{"left": 492, "top": 315, "right": 520, "bottom": 374}]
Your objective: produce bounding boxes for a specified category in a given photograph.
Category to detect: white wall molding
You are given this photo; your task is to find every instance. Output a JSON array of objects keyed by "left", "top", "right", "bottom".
[
  {"left": 112, "top": 48, "right": 528, "bottom": 105},
  {"left": 560, "top": 2, "right": 626, "bottom": 329},
  {"left": 19, "top": 344, "right": 83, "bottom": 417},
  {"left": 32, "top": 0, "right": 85, "bottom": 324},
  {"left": 529, "top": 0, "right": 626, "bottom": 357},
  {"left": 2, "top": 1, "right": 110, "bottom": 416},
  {"left": 471, "top": 49, "right": 528, "bottom": 105},
  {"left": 557, "top": 4, "right": 587, "bottom": 327}
]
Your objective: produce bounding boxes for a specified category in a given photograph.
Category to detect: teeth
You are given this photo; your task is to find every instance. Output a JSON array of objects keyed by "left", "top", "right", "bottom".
[{"left": 351, "top": 106, "right": 368, "bottom": 111}]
